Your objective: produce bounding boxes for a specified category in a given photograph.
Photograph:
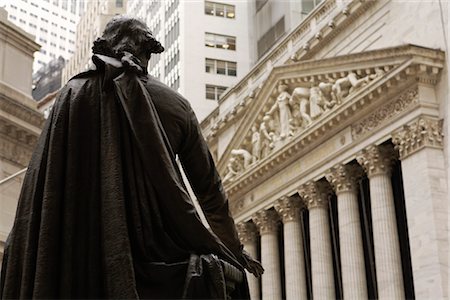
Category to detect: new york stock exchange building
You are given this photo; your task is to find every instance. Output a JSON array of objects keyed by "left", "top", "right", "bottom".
[{"left": 200, "top": 1, "right": 449, "bottom": 299}]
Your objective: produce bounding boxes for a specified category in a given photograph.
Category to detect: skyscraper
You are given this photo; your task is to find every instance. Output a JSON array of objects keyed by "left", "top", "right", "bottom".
[
  {"left": 2, "top": 0, "right": 83, "bottom": 73},
  {"left": 61, "top": 0, "right": 127, "bottom": 83},
  {"left": 128, "top": 0, "right": 323, "bottom": 121}
]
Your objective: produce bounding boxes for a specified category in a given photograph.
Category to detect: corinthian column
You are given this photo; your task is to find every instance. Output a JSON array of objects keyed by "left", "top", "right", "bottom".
[
  {"left": 252, "top": 209, "right": 281, "bottom": 300},
  {"left": 326, "top": 164, "right": 367, "bottom": 299},
  {"left": 298, "top": 181, "right": 335, "bottom": 300},
  {"left": 236, "top": 221, "right": 260, "bottom": 300},
  {"left": 392, "top": 117, "right": 447, "bottom": 299},
  {"left": 274, "top": 196, "right": 307, "bottom": 300},
  {"left": 357, "top": 145, "right": 404, "bottom": 299}
]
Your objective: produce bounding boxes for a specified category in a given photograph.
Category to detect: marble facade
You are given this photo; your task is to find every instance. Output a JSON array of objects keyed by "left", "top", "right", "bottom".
[{"left": 201, "top": 1, "right": 448, "bottom": 299}]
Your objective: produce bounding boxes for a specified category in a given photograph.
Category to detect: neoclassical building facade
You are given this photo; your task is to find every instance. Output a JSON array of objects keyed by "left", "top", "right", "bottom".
[{"left": 201, "top": 1, "right": 448, "bottom": 299}]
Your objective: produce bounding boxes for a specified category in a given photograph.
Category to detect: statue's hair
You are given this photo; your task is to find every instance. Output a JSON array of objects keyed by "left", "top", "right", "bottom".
[{"left": 92, "top": 15, "right": 164, "bottom": 60}]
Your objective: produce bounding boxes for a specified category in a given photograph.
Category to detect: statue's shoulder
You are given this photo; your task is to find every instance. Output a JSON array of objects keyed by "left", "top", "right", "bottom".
[{"left": 142, "top": 75, "right": 192, "bottom": 112}]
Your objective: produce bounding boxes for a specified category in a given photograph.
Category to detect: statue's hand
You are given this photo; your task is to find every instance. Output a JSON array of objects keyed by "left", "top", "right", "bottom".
[{"left": 241, "top": 249, "right": 264, "bottom": 278}]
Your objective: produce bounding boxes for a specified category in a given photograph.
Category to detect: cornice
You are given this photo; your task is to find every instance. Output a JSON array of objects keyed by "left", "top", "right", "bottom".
[
  {"left": 0, "top": 20, "right": 40, "bottom": 56},
  {"left": 0, "top": 82, "right": 45, "bottom": 131}
]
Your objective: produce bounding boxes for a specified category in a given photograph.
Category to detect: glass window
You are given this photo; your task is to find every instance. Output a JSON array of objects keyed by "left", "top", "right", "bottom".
[
  {"left": 205, "top": 1, "right": 235, "bottom": 19},
  {"left": 205, "top": 1, "right": 214, "bottom": 15},
  {"left": 225, "top": 4, "right": 235, "bottom": 18},
  {"left": 116, "top": 0, "right": 123, "bottom": 8},
  {"left": 206, "top": 84, "right": 228, "bottom": 100},
  {"left": 215, "top": 4, "right": 224, "bottom": 17},
  {"left": 206, "top": 84, "right": 216, "bottom": 100},
  {"left": 216, "top": 60, "right": 226, "bottom": 75},
  {"left": 205, "top": 33, "right": 236, "bottom": 50},
  {"left": 227, "top": 61, "right": 237, "bottom": 76},
  {"left": 205, "top": 58, "right": 215, "bottom": 73}
]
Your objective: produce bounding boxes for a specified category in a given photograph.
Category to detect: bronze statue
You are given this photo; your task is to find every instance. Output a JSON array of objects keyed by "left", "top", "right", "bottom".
[{"left": 0, "top": 16, "right": 263, "bottom": 299}]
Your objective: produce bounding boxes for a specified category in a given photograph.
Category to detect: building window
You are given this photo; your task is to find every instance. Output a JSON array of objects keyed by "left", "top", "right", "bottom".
[
  {"left": 116, "top": 0, "right": 123, "bottom": 7},
  {"left": 301, "top": 0, "right": 323, "bottom": 16},
  {"left": 205, "top": 1, "right": 235, "bottom": 19},
  {"left": 257, "top": 16, "right": 285, "bottom": 58},
  {"left": 206, "top": 84, "right": 227, "bottom": 100},
  {"left": 31, "top": 2, "right": 38, "bottom": 7},
  {"left": 205, "top": 33, "right": 236, "bottom": 50},
  {"left": 205, "top": 58, "right": 236, "bottom": 76}
]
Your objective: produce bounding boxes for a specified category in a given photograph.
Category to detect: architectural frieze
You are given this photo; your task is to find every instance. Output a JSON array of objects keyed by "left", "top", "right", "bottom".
[
  {"left": 351, "top": 87, "right": 419, "bottom": 140},
  {"left": 0, "top": 135, "right": 33, "bottom": 167},
  {"left": 0, "top": 88, "right": 45, "bottom": 130},
  {"left": 392, "top": 116, "right": 444, "bottom": 159}
]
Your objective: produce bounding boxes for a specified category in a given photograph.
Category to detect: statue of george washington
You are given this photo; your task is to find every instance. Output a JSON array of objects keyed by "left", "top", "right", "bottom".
[{"left": 0, "top": 16, "right": 263, "bottom": 299}]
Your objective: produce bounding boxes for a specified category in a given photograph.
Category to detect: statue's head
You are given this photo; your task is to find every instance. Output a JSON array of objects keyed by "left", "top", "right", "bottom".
[
  {"left": 277, "top": 83, "right": 288, "bottom": 93},
  {"left": 92, "top": 15, "right": 164, "bottom": 69}
]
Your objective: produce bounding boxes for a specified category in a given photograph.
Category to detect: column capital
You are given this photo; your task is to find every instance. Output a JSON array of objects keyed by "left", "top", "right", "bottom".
[
  {"left": 274, "top": 196, "right": 303, "bottom": 223},
  {"left": 325, "top": 164, "right": 363, "bottom": 194},
  {"left": 236, "top": 221, "right": 258, "bottom": 243},
  {"left": 298, "top": 181, "right": 331, "bottom": 209},
  {"left": 356, "top": 144, "right": 395, "bottom": 177},
  {"left": 392, "top": 116, "right": 443, "bottom": 159},
  {"left": 252, "top": 209, "right": 279, "bottom": 234}
]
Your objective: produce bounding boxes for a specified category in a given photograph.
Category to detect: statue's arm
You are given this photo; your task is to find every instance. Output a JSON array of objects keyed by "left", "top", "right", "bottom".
[{"left": 178, "top": 107, "right": 242, "bottom": 258}]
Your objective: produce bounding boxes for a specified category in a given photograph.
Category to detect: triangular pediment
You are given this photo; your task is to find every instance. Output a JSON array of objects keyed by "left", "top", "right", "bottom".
[{"left": 217, "top": 45, "right": 444, "bottom": 187}]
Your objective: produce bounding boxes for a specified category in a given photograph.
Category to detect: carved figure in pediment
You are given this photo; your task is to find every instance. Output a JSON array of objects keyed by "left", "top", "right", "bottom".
[
  {"left": 332, "top": 72, "right": 368, "bottom": 103},
  {"left": 250, "top": 125, "right": 261, "bottom": 163},
  {"left": 309, "top": 85, "right": 336, "bottom": 119},
  {"left": 318, "top": 82, "right": 337, "bottom": 106},
  {"left": 291, "top": 87, "right": 312, "bottom": 127},
  {"left": 260, "top": 115, "right": 275, "bottom": 158},
  {"left": 230, "top": 149, "right": 254, "bottom": 169},
  {"left": 223, "top": 157, "right": 242, "bottom": 183},
  {"left": 267, "top": 84, "right": 294, "bottom": 139}
]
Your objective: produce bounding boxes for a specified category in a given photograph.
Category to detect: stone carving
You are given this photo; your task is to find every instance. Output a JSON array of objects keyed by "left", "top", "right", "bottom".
[
  {"left": 325, "top": 164, "right": 363, "bottom": 194},
  {"left": 250, "top": 125, "right": 261, "bottom": 163},
  {"left": 222, "top": 157, "right": 243, "bottom": 183},
  {"left": 309, "top": 86, "right": 334, "bottom": 119},
  {"left": 274, "top": 196, "right": 303, "bottom": 223},
  {"left": 259, "top": 115, "right": 276, "bottom": 158},
  {"left": 290, "top": 86, "right": 312, "bottom": 128},
  {"left": 356, "top": 144, "right": 396, "bottom": 177},
  {"left": 266, "top": 84, "right": 294, "bottom": 139},
  {"left": 351, "top": 88, "right": 419, "bottom": 139},
  {"left": 223, "top": 149, "right": 254, "bottom": 183},
  {"left": 223, "top": 68, "right": 389, "bottom": 184},
  {"left": 392, "top": 117, "right": 443, "bottom": 159},
  {"left": 298, "top": 181, "right": 331, "bottom": 209},
  {"left": 236, "top": 221, "right": 258, "bottom": 243},
  {"left": 252, "top": 209, "right": 279, "bottom": 234}
]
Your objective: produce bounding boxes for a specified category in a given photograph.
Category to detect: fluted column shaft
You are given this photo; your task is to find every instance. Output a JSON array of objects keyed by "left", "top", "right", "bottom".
[
  {"left": 299, "top": 182, "right": 335, "bottom": 300},
  {"left": 275, "top": 197, "right": 307, "bottom": 300},
  {"left": 236, "top": 222, "right": 260, "bottom": 300},
  {"left": 392, "top": 117, "right": 447, "bottom": 299},
  {"left": 357, "top": 145, "right": 404, "bottom": 300},
  {"left": 326, "top": 164, "right": 367, "bottom": 299},
  {"left": 253, "top": 210, "right": 281, "bottom": 300}
]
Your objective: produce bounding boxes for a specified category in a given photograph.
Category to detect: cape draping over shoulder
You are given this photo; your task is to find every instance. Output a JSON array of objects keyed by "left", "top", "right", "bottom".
[{"left": 0, "top": 54, "right": 247, "bottom": 299}]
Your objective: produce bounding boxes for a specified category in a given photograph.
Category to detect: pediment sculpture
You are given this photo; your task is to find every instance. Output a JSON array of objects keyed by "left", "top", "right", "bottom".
[{"left": 222, "top": 67, "right": 385, "bottom": 183}]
